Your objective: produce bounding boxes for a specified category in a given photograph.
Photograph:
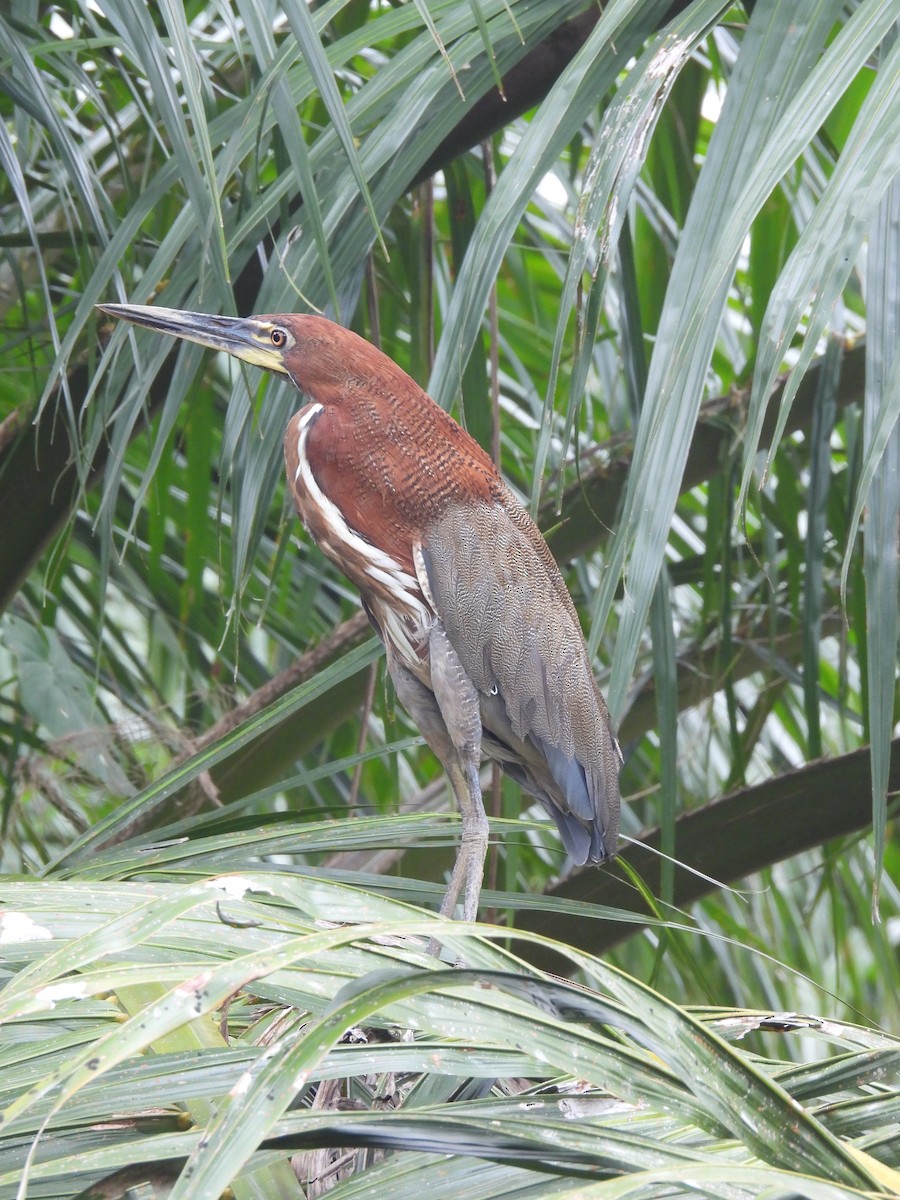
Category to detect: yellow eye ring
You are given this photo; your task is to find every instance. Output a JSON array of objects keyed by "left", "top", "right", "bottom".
[{"left": 270, "top": 327, "right": 287, "bottom": 347}]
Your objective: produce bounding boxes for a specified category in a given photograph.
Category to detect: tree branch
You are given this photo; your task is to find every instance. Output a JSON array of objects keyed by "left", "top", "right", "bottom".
[
  {"left": 514, "top": 737, "right": 900, "bottom": 968},
  {"left": 543, "top": 339, "right": 866, "bottom": 563}
]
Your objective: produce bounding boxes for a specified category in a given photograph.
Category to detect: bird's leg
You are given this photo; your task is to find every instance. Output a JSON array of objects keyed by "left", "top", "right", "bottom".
[
  {"left": 427, "top": 623, "right": 487, "bottom": 922},
  {"left": 384, "top": 624, "right": 487, "bottom": 927},
  {"left": 437, "top": 760, "right": 488, "bottom": 921}
]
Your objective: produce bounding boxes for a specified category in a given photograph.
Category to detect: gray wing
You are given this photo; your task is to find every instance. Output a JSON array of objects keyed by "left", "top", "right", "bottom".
[{"left": 417, "top": 498, "right": 621, "bottom": 864}]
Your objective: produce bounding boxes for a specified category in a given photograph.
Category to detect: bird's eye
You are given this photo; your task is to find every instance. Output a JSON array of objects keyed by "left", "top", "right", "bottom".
[{"left": 270, "top": 327, "right": 288, "bottom": 347}]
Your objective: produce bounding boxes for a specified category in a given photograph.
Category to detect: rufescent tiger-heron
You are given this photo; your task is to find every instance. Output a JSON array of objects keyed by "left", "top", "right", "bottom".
[{"left": 97, "top": 303, "right": 622, "bottom": 921}]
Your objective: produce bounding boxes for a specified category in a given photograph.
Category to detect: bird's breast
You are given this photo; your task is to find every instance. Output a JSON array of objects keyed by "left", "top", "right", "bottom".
[{"left": 284, "top": 404, "right": 433, "bottom": 672}]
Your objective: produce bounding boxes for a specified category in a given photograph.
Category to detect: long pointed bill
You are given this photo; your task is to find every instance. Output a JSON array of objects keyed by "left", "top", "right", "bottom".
[{"left": 96, "top": 303, "right": 289, "bottom": 374}]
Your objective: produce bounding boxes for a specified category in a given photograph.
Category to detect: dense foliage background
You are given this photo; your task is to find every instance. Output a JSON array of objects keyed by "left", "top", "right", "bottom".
[{"left": 1, "top": 1, "right": 898, "bottom": 1196}]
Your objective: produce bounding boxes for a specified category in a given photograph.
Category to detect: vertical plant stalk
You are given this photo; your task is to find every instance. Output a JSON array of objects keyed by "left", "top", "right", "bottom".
[
  {"left": 483, "top": 138, "right": 504, "bottom": 913},
  {"left": 349, "top": 260, "right": 387, "bottom": 811}
]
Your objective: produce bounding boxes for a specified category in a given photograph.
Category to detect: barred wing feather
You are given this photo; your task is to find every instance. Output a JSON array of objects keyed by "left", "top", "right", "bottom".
[{"left": 417, "top": 498, "right": 621, "bottom": 865}]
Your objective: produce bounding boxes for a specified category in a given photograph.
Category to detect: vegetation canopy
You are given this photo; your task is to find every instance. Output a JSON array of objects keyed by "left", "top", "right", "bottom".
[{"left": 0, "top": 1, "right": 898, "bottom": 1196}]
